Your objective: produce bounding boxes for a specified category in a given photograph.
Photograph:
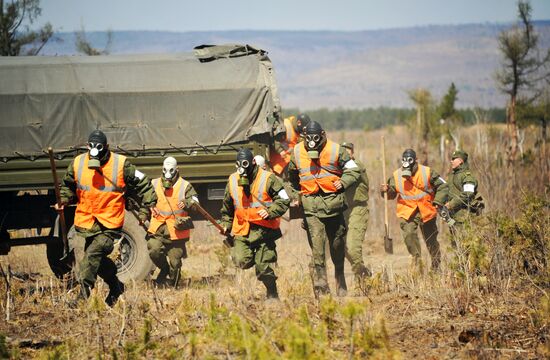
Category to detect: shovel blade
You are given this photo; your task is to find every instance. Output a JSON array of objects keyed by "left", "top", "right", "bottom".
[
  {"left": 59, "top": 248, "right": 75, "bottom": 264},
  {"left": 384, "top": 235, "right": 393, "bottom": 254}
]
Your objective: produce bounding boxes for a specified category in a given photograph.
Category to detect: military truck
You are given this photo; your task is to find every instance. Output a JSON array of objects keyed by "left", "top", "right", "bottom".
[{"left": 0, "top": 44, "right": 283, "bottom": 282}]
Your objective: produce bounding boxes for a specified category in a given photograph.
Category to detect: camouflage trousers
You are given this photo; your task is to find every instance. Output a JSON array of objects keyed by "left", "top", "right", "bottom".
[
  {"left": 399, "top": 211, "right": 441, "bottom": 269},
  {"left": 232, "top": 237, "right": 278, "bottom": 285},
  {"left": 78, "top": 229, "right": 122, "bottom": 294},
  {"left": 148, "top": 224, "right": 187, "bottom": 283},
  {"left": 344, "top": 203, "right": 369, "bottom": 276},
  {"left": 304, "top": 213, "right": 347, "bottom": 295}
]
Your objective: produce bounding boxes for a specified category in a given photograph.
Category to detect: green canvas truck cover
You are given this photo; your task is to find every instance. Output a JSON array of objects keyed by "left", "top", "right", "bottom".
[{"left": 0, "top": 44, "right": 282, "bottom": 160}]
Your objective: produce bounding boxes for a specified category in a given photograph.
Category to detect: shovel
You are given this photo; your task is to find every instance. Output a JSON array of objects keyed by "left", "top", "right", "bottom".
[
  {"left": 48, "top": 147, "right": 74, "bottom": 262},
  {"left": 381, "top": 136, "right": 393, "bottom": 254}
]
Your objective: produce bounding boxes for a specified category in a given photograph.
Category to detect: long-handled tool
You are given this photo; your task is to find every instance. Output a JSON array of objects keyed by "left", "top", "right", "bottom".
[
  {"left": 381, "top": 136, "right": 393, "bottom": 254},
  {"left": 126, "top": 196, "right": 150, "bottom": 232},
  {"left": 48, "top": 147, "right": 73, "bottom": 261},
  {"left": 190, "top": 201, "right": 234, "bottom": 247}
]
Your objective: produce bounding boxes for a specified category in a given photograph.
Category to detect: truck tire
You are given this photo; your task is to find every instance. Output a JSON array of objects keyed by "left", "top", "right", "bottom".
[
  {"left": 115, "top": 212, "right": 155, "bottom": 283},
  {"left": 60, "top": 211, "right": 154, "bottom": 284}
]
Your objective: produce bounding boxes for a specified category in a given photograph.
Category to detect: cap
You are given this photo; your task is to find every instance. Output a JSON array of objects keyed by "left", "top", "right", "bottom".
[
  {"left": 341, "top": 142, "right": 354, "bottom": 150},
  {"left": 451, "top": 149, "right": 468, "bottom": 162}
]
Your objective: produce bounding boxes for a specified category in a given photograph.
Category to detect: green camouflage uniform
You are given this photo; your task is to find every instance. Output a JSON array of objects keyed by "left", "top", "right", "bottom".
[
  {"left": 220, "top": 166, "right": 290, "bottom": 296},
  {"left": 344, "top": 158, "right": 371, "bottom": 279},
  {"left": 289, "top": 146, "right": 360, "bottom": 296},
  {"left": 446, "top": 162, "right": 479, "bottom": 224},
  {"left": 147, "top": 178, "right": 198, "bottom": 286},
  {"left": 59, "top": 152, "right": 157, "bottom": 296},
  {"left": 384, "top": 164, "right": 447, "bottom": 269}
]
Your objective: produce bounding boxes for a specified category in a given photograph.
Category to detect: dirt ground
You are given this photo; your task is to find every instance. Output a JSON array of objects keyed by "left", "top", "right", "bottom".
[
  {"left": 0, "top": 126, "right": 547, "bottom": 358},
  {"left": 1, "top": 218, "right": 546, "bottom": 359}
]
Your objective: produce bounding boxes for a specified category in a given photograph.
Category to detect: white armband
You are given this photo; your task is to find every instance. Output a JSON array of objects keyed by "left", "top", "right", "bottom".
[
  {"left": 134, "top": 169, "right": 145, "bottom": 180},
  {"left": 192, "top": 195, "right": 199, "bottom": 203},
  {"left": 463, "top": 183, "right": 475, "bottom": 193},
  {"left": 278, "top": 189, "right": 289, "bottom": 200},
  {"left": 438, "top": 177, "right": 446, "bottom": 184},
  {"left": 344, "top": 160, "right": 358, "bottom": 169}
]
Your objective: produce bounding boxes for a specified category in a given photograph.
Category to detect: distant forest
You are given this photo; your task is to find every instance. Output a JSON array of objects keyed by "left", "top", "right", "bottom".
[{"left": 282, "top": 107, "right": 507, "bottom": 131}]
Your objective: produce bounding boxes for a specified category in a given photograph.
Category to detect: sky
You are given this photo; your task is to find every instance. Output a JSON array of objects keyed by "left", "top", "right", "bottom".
[{"left": 39, "top": 0, "right": 550, "bottom": 33}]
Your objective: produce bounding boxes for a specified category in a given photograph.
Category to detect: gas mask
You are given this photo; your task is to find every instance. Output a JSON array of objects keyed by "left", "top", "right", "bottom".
[
  {"left": 401, "top": 149, "right": 417, "bottom": 178},
  {"left": 87, "top": 130, "right": 108, "bottom": 169},
  {"left": 303, "top": 120, "right": 325, "bottom": 159},
  {"left": 162, "top": 156, "right": 179, "bottom": 188},
  {"left": 236, "top": 148, "right": 254, "bottom": 187},
  {"left": 305, "top": 134, "right": 323, "bottom": 159}
]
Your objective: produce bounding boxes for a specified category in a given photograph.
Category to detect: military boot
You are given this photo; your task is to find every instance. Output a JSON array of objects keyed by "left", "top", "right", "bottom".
[
  {"left": 154, "top": 268, "right": 169, "bottom": 287},
  {"left": 312, "top": 265, "right": 330, "bottom": 298},
  {"left": 357, "top": 264, "right": 372, "bottom": 278},
  {"left": 263, "top": 278, "right": 279, "bottom": 301},
  {"left": 410, "top": 256, "right": 425, "bottom": 275},
  {"left": 431, "top": 254, "right": 441, "bottom": 272},
  {"left": 105, "top": 280, "right": 125, "bottom": 307},
  {"left": 335, "top": 268, "right": 347, "bottom": 297},
  {"left": 168, "top": 266, "right": 181, "bottom": 289}
]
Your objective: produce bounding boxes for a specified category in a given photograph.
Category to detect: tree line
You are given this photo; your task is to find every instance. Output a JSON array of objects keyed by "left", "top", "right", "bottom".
[
  {"left": 283, "top": 106, "right": 507, "bottom": 132},
  {"left": 2, "top": 0, "right": 548, "bottom": 174}
]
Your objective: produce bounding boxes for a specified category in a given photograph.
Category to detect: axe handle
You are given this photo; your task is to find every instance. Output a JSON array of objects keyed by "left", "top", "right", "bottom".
[
  {"left": 192, "top": 201, "right": 225, "bottom": 233},
  {"left": 48, "top": 148, "right": 69, "bottom": 256},
  {"left": 381, "top": 136, "right": 390, "bottom": 235}
]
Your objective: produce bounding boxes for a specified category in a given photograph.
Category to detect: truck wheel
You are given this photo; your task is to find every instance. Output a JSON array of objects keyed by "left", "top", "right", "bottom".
[{"left": 115, "top": 212, "right": 155, "bottom": 283}]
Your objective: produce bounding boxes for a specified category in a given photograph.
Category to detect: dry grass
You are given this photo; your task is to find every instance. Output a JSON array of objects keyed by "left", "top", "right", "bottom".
[{"left": 0, "top": 124, "right": 548, "bottom": 359}]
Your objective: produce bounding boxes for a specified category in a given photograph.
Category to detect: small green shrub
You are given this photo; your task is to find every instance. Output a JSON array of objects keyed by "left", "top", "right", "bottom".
[
  {"left": 0, "top": 334, "right": 10, "bottom": 360},
  {"left": 449, "top": 192, "right": 549, "bottom": 287}
]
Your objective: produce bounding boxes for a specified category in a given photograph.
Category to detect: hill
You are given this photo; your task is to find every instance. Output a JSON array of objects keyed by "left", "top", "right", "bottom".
[{"left": 41, "top": 22, "right": 550, "bottom": 109}]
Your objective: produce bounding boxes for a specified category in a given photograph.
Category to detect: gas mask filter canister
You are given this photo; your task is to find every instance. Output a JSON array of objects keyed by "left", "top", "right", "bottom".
[
  {"left": 236, "top": 159, "right": 251, "bottom": 186},
  {"left": 87, "top": 142, "right": 104, "bottom": 169}
]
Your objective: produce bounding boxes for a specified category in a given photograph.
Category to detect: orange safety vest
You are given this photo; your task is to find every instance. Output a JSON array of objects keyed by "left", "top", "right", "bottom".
[
  {"left": 293, "top": 140, "right": 342, "bottom": 195},
  {"left": 271, "top": 116, "right": 299, "bottom": 175},
  {"left": 393, "top": 164, "right": 437, "bottom": 222},
  {"left": 73, "top": 152, "right": 126, "bottom": 229},
  {"left": 228, "top": 168, "right": 280, "bottom": 236},
  {"left": 148, "top": 177, "right": 191, "bottom": 240}
]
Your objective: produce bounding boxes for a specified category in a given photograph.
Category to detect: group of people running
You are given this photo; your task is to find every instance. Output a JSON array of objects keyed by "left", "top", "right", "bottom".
[{"left": 55, "top": 113, "right": 482, "bottom": 306}]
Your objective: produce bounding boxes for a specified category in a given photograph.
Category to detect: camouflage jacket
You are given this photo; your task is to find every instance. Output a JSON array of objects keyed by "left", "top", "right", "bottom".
[
  {"left": 447, "top": 163, "right": 481, "bottom": 222},
  {"left": 345, "top": 158, "right": 369, "bottom": 206}
]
